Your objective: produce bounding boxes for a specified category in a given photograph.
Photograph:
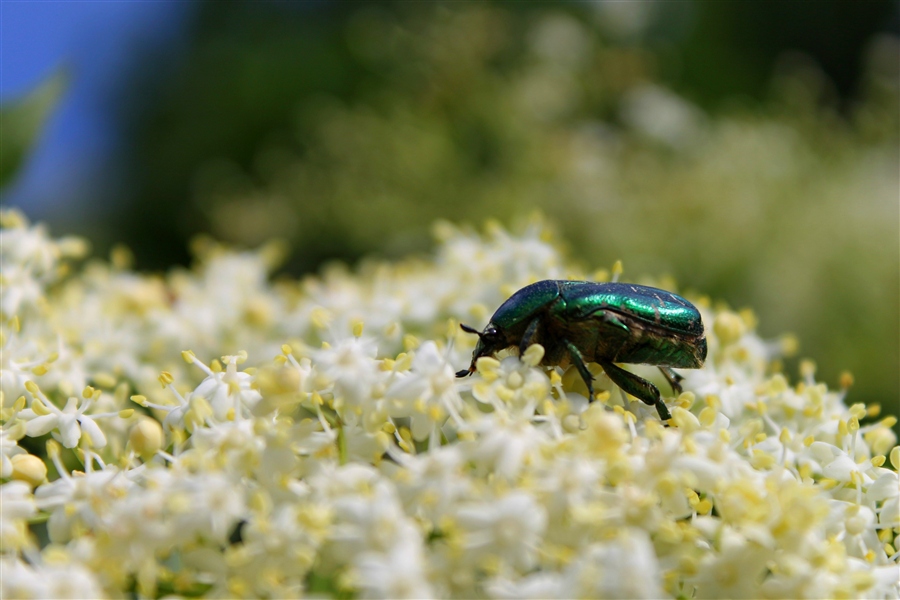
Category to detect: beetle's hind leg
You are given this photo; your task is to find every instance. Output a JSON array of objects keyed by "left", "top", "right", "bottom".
[
  {"left": 599, "top": 360, "right": 672, "bottom": 421},
  {"left": 658, "top": 366, "right": 684, "bottom": 395}
]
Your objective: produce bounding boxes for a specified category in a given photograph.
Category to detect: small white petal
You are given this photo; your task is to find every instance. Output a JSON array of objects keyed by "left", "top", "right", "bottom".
[
  {"left": 24, "top": 414, "right": 59, "bottom": 438},
  {"left": 822, "top": 456, "right": 857, "bottom": 482},
  {"left": 78, "top": 416, "right": 108, "bottom": 449},
  {"left": 56, "top": 415, "right": 81, "bottom": 448}
]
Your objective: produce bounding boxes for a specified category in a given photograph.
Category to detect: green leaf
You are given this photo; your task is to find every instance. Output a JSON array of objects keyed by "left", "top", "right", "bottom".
[{"left": 0, "top": 70, "right": 67, "bottom": 190}]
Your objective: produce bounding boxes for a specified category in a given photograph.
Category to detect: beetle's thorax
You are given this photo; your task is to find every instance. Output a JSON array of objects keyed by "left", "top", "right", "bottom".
[{"left": 489, "top": 280, "right": 561, "bottom": 332}]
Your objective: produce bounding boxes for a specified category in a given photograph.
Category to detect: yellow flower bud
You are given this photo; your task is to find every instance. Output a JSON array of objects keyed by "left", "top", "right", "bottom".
[
  {"left": 11, "top": 453, "right": 47, "bottom": 488},
  {"left": 130, "top": 418, "right": 165, "bottom": 460},
  {"left": 713, "top": 312, "right": 745, "bottom": 346}
]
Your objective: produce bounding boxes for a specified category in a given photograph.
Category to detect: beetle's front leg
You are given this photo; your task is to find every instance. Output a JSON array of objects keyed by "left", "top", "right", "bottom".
[
  {"left": 599, "top": 360, "right": 672, "bottom": 421},
  {"left": 564, "top": 339, "right": 596, "bottom": 401},
  {"left": 519, "top": 317, "right": 541, "bottom": 357}
]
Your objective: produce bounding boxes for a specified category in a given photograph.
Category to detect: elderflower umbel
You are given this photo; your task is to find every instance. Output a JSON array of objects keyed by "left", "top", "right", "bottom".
[{"left": 0, "top": 209, "right": 897, "bottom": 599}]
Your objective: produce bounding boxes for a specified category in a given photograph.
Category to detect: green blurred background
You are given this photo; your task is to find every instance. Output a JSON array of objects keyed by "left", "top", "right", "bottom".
[{"left": 3, "top": 1, "right": 898, "bottom": 419}]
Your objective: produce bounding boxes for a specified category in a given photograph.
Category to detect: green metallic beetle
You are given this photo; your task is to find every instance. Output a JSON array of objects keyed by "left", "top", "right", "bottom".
[{"left": 456, "top": 280, "right": 707, "bottom": 421}]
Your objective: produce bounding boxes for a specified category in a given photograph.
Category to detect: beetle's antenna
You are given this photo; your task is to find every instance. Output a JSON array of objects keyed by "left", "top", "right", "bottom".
[{"left": 459, "top": 323, "right": 482, "bottom": 338}]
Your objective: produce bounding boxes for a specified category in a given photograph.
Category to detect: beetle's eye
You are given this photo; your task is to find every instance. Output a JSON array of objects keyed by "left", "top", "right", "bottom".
[{"left": 484, "top": 327, "right": 501, "bottom": 341}]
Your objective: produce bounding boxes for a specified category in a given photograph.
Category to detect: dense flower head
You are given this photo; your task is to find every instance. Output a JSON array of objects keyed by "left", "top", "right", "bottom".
[{"left": 1, "top": 209, "right": 897, "bottom": 599}]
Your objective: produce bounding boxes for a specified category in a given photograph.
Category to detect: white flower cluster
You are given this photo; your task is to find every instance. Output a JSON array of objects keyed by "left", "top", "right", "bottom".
[{"left": 1, "top": 209, "right": 897, "bottom": 599}]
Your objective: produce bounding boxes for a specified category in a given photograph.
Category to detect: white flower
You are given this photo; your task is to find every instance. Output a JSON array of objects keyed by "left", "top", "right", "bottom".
[
  {"left": 0, "top": 421, "right": 26, "bottom": 478},
  {"left": 388, "top": 445, "right": 471, "bottom": 525},
  {"left": 692, "top": 527, "right": 772, "bottom": 599},
  {"left": 385, "top": 341, "right": 463, "bottom": 440},
  {"left": 560, "top": 529, "right": 666, "bottom": 599},
  {"left": 0, "top": 327, "right": 49, "bottom": 403},
  {"left": 869, "top": 470, "right": 899, "bottom": 529},
  {"left": 0, "top": 480, "right": 36, "bottom": 521},
  {"left": 168, "top": 470, "right": 247, "bottom": 544},
  {"left": 454, "top": 491, "right": 547, "bottom": 572},
  {"left": 313, "top": 336, "right": 382, "bottom": 413},
  {"left": 0, "top": 556, "right": 103, "bottom": 600},
  {"left": 20, "top": 394, "right": 112, "bottom": 449},
  {"left": 190, "top": 354, "right": 262, "bottom": 420},
  {"left": 35, "top": 463, "right": 132, "bottom": 543},
  {"left": 533, "top": 455, "right": 602, "bottom": 526},
  {"left": 466, "top": 409, "right": 550, "bottom": 480},
  {"left": 326, "top": 476, "right": 416, "bottom": 559},
  {"left": 470, "top": 354, "right": 552, "bottom": 413},
  {"left": 238, "top": 501, "right": 329, "bottom": 572},
  {"left": 0, "top": 481, "right": 37, "bottom": 552},
  {"left": 0, "top": 210, "right": 85, "bottom": 318},
  {"left": 487, "top": 572, "right": 567, "bottom": 599},
  {"left": 355, "top": 534, "right": 434, "bottom": 599}
]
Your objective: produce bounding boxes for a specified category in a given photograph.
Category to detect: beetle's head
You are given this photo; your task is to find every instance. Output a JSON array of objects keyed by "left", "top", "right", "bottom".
[{"left": 455, "top": 322, "right": 507, "bottom": 377}]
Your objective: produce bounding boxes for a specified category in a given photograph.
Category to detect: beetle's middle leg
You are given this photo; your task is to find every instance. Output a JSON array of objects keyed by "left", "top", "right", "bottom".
[
  {"left": 563, "top": 339, "right": 596, "bottom": 401},
  {"left": 658, "top": 367, "right": 684, "bottom": 395},
  {"left": 599, "top": 360, "right": 672, "bottom": 421}
]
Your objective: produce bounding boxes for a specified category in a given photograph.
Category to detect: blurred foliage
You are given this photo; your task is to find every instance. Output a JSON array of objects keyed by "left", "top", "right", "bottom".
[
  {"left": 119, "top": 2, "right": 897, "bottom": 414},
  {"left": 668, "top": 0, "right": 896, "bottom": 107},
  {"left": 0, "top": 70, "right": 66, "bottom": 190}
]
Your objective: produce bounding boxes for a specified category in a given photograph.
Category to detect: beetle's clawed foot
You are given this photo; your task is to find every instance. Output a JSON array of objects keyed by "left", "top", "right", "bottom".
[
  {"left": 455, "top": 369, "right": 471, "bottom": 378},
  {"left": 658, "top": 367, "right": 685, "bottom": 396}
]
